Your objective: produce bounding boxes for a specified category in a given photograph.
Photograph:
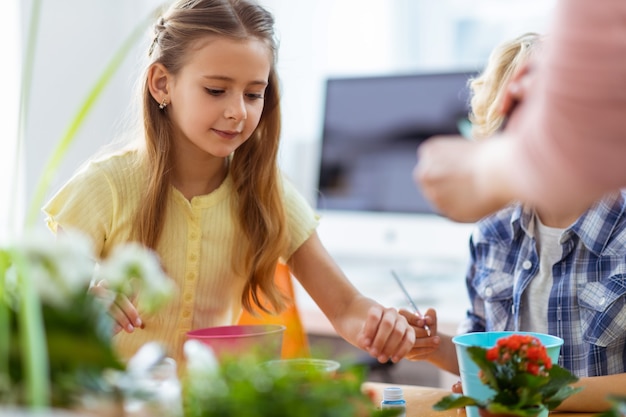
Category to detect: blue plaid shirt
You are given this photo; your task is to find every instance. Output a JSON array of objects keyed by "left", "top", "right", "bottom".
[{"left": 461, "top": 191, "right": 626, "bottom": 377}]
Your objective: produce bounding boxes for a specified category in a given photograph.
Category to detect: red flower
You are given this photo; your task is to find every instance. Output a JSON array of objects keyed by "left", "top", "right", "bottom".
[
  {"left": 486, "top": 335, "right": 556, "bottom": 378},
  {"left": 526, "top": 362, "right": 540, "bottom": 376},
  {"left": 486, "top": 347, "right": 499, "bottom": 362}
]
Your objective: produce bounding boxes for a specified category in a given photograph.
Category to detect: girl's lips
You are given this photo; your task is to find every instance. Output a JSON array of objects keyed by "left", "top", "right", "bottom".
[{"left": 212, "top": 129, "right": 240, "bottom": 140}]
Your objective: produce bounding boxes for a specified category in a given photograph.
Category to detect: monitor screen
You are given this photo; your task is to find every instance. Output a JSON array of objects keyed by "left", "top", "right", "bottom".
[{"left": 316, "top": 71, "right": 475, "bottom": 214}]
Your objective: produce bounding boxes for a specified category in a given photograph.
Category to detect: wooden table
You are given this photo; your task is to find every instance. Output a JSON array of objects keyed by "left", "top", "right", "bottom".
[{"left": 363, "top": 382, "right": 593, "bottom": 417}]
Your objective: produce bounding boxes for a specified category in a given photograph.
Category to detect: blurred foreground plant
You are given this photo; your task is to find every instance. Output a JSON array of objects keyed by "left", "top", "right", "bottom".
[
  {"left": 0, "top": 231, "right": 174, "bottom": 408},
  {"left": 598, "top": 396, "right": 626, "bottom": 417},
  {"left": 182, "top": 340, "right": 400, "bottom": 417}
]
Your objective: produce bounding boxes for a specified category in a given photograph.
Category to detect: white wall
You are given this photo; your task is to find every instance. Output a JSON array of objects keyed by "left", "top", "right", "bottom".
[{"left": 18, "top": 0, "right": 161, "bottom": 234}]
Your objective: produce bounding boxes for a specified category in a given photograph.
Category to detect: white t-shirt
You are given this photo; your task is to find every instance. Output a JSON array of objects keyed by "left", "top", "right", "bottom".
[{"left": 520, "top": 214, "right": 564, "bottom": 333}]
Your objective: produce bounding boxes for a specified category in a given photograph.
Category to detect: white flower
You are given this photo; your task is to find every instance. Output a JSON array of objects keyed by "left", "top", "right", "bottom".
[
  {"left": 6, "top": 230, "right": 95, "bottom": 307},
  {"left": 184, "top": 339, "right": 219, "bottom": 378},
  {"left": 95, "top": 243, "right": 175, "bottom": 313}
]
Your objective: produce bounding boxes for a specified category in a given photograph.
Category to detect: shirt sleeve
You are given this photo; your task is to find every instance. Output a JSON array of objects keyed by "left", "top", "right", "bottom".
[
  {"left": 42, "top": 162, "right": 113, "bottom": 256},
  {"left": 281, "top": 174, "right": 320, "bottom": 258},
  {"left": 508, "top": 0, "right": 626, "bottom": 207}
]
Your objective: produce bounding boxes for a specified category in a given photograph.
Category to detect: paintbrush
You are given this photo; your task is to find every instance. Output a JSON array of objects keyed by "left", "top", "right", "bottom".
[{"left": 391, "top": 270, "right": 431, "bottom": 336}]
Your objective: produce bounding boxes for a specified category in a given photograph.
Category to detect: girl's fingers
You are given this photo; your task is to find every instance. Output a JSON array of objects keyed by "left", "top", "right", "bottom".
[
  {"left": 90, "top": 281, "right": 143, "bottom": 334},
  {"left": 389, "top": 327, "right": 415, "bottom": 363},
  {"left": 369, "top": 308, "right": 415, "bottom": 363},
  {"left": 108, "top": 298, "right": 137, "bottom": 333},
  {"left": 114, "top": 294, "right": 143, "bottom": 331}
]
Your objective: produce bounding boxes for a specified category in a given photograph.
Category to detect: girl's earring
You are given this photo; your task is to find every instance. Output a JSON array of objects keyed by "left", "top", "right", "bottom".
[{"left": 159, "top": 98, "right": 168, "bottom": 110}]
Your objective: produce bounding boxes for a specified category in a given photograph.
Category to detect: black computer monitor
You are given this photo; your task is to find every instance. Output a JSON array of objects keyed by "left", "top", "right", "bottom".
[{"left": 316, "top": 71, "right": 475, "bottom": 214}]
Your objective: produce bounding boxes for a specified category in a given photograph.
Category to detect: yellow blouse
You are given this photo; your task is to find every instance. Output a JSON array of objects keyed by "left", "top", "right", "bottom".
[{"left": 43, "top": 149, "right": 319, "bottom": 364}]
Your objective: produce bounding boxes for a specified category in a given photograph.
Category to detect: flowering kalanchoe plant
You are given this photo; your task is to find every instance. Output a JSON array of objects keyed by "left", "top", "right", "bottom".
[
  {"left": 434, "top": 334, "right": 582, "bottom": 417},
  {"left": 0, "top": 230, "right": 174, "bottom": 407}
]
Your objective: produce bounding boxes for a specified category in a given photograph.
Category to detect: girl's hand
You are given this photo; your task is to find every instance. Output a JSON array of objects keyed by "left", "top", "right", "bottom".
[
  {"left": 357, "top": 305, "right": 416, "bottom": 364},
  {"left": 90, "top": 280, "right": 144, "bottom": 334},
  {"left": 400, "top": 307, "right": 441, "bottom": 361}
]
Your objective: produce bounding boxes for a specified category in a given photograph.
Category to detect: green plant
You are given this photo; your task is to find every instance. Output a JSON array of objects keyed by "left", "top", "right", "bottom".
[
  {"left": 0, "top": 231, "right": 174, "bottom": 408},
  {"left": 434, "top": 334, "right": 582, "bottom": 417},
  {"left": 182, "top": 341, "right": 399, "bottom": 417},
  {"left": 597, "top": 396, "right": 626, "bottom": 417}
]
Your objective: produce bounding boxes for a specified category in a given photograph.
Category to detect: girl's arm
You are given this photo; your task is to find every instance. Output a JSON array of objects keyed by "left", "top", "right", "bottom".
[
  {"left": 557, "top": 373, "right": 626, "bottom": 412},
  {"left": 288, "top": 231, "right": 415, "bottom": 363}
]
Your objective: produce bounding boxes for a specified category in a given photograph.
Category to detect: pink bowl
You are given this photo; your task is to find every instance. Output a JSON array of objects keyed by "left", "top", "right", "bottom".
[{"left": 186, "top": 324, "right": 286, "bottom": 361}]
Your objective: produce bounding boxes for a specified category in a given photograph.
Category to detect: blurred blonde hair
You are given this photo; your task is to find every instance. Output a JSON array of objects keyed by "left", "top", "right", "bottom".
[{"left": 469, "top": 32, "right": 541, "bottom": 140}]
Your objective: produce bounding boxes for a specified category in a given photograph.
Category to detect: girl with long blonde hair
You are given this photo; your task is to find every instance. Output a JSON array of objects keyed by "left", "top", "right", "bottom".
[{"left": 44, "top": 0, "right": 417, "bottom": 365}]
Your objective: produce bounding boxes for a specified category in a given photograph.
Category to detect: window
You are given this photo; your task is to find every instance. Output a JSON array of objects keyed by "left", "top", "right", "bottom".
[{"left": 0, "top": 0, "right": 22, "bottom": 238}]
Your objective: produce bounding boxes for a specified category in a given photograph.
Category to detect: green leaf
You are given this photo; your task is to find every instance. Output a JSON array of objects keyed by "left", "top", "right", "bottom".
[
  {"left": 542, "top": 364, "right": 579, "bottom": 396},
  {"left": 0, "top": 250, "right": 11, "bottom": 394},
  {"left": 596, "top": 395, "right": 626, "bottom": 417},
  {"left": 13, "top": 0, "right": 48, "bottom": 407},
  {"left": 24, "top": 6, "right": 161, "bottom": 227},
  {"left": 486, "top": 402, "right": 545, "bottom": 417},
  {"left": 542, "top": 386, "right": 583, "bottom": 411},
  {"left": 433, "top": 393, "right": 483, "bottom": 411},
  {"left": 12, "top": 249, "right": 50, "bottom": 407},
  {"left": 467, "top": 346, "right": 500, "bottom": 389}
]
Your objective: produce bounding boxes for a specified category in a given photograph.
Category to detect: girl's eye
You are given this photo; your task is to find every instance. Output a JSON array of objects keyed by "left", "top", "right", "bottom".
[
  {"left": 205, "top": 88, "right": 224, "bottom": 96},
  {"left": 246, "top": 93, "right": 264, "bottom": 100}
]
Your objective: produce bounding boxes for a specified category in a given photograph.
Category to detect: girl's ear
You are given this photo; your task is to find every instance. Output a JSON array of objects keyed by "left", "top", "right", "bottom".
[{"left": 147, "top": 63, "right": 171, "bottom": 105}]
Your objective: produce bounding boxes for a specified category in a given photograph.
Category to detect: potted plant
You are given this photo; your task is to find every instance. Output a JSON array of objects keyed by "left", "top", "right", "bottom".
[{"left": 433, "top": 334, "right": 582, "bottom": 417}]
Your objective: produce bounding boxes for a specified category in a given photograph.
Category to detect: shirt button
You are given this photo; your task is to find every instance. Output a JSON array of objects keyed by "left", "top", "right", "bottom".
[
  {"left": 485, "top": 287, "right": 493, "bottom": 297},
  {"left": 190, "top": 253, "right": 198, "bottom": 262},
  {"left": 522, "top": 260, "right": 532, "bottom": 270},
  {"left": 182, "top": 310, "right": 191, "bottom": 318},
  {"left": 599, "top": 297, "right": 606, "bottom": 306},
  {"left": 186, "top": 272, "right": 196, "bottom": 281},
  {"left": 184, "top": 293, "right": 193, "bottom": 302}
]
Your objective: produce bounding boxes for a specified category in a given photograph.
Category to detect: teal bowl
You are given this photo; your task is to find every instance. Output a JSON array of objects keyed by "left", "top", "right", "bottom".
[
  {"left": 453, "top": 331, "right": 563, "bottom": 417},
  {"left": 264, "top": 358, "right": 341, "bottom": 376}
]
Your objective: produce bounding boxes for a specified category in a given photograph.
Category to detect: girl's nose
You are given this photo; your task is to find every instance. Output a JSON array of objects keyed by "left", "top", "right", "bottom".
[{"left": 224, "top": 96, "right": 247, "bottom": 121}]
